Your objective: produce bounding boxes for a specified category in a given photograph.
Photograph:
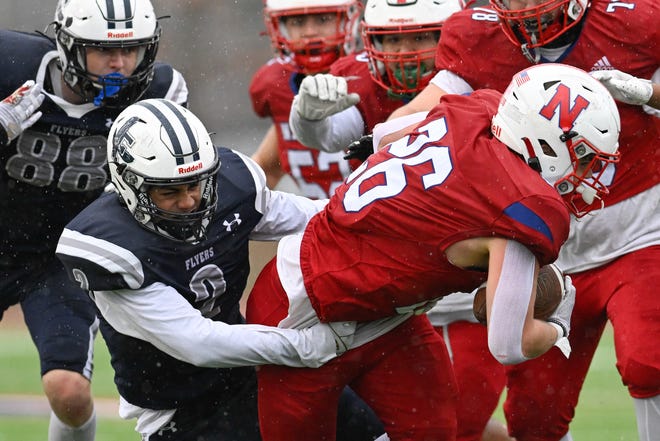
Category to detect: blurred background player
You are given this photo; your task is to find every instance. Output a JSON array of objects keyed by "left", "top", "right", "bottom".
[
  {"left": 288, "top": 1, "right": 512, "bottom": 439},
  {"left": 249, "top": 2, "right": 385, "bottom": 439},
  {"left": 249, "top": 0, "right": 362, "bottom": 198},
  {"left": 0, "top": 0, "right": 187, "bottom": 439},
  {"left": 248, "top": 63, "right": 619, "bottom": 441},
  {"left": 382, "top": 0, "right": 660, "bottom": 439},
  {"left": 55, "top": 99, "right": 355, "bottom": 440}
]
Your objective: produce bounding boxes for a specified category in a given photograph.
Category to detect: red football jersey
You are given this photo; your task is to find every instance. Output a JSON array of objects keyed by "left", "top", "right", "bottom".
[
  {"left": 300, "top": 90, "right": 570, "bottom": 322},
  {"left": 249, "top": 58, "right": 358, "bottom": 199},
  {"left": 435, "top": 1, "right": 660, "bottom": 206},
  {"left": 330, "top": 52, "right": 407, "bottom": 131}
]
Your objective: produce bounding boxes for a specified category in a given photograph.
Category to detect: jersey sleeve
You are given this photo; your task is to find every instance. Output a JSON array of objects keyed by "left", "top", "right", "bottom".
[{"left": 56, "top": 228, "right": 145, "bottom": 291}]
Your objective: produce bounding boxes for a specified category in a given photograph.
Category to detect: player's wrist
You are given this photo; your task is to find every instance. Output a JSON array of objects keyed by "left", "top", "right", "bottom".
[{"left": 547, "top": 320, "right": 566, "bottom": 340}]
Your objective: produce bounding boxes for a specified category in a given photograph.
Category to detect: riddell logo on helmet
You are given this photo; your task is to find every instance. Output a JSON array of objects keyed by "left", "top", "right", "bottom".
[
  {"left": 107, "top": 31, "right": 134, "bottom": 38},
  {"left": 178, "top": 162, "right": 203, "bottom": 175}
]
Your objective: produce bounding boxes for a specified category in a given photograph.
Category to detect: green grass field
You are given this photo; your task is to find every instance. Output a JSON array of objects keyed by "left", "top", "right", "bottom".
[{"left": 0, "top": 319, "right": 637, "bottom": 440}]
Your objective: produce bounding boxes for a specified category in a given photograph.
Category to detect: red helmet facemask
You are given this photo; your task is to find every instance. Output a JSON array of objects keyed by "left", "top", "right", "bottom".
[
  {"left": 490, "top": 0, "right": 587, "bottom": 60},
  {"left": 264, "top": 2, "right": 361, "bottom": 74}
]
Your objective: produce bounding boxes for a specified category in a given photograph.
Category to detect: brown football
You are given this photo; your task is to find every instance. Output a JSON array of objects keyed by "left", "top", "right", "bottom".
[{"left": 472, "top": 264, "right": 564, "bottom": 325}]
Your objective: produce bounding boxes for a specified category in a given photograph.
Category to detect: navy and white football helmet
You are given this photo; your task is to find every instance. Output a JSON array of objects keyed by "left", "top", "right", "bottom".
[
  {"left": 108, "top": 99, "right": 220, "bottom": 242},
  {"left": 53, "top": 0, "right": 161, "bottom": 107}
]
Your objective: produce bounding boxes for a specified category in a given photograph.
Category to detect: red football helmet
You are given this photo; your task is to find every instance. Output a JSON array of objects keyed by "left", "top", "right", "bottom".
[
  {"left": 490, "top": 0, "right": 588, "bottom": 53},
  {"left": 361, "top": 0, "right": 463, "bottom": 96},
  {"left": 263, "top": 0, "right": 361, "bottom": 74}
]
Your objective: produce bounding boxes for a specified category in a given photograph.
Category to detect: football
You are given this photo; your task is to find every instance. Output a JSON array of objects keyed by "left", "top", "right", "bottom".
[{"left": 472, "top": 264, "right": 564, "bottom": 325}]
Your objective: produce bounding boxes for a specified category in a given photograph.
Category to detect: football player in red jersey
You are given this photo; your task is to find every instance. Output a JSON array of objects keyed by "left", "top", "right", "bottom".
[
  {"left": 0, "top": 0, "right": 188, "bottom": 440},
  {"left": 249, "top": 0, "right": 362, "bottom": 199},
  {"left": 247, "top": 63, "right": 620, "bottom": 440},
  {"left": 249, "top": 2, "right": 386, "bottom": 439},
  {"left": 380, "top": 1, "right": 659, "bottom": 440},
  {"left": 288, "top": 1, "right": 514, "bottom": 439}
]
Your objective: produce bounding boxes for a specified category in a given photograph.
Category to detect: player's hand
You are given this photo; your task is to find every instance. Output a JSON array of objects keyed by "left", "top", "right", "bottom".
[
  {"left": 546, "top": 275, "right": 576, "bottom": 358},
  {"left": 590, "top": 69, "right": 653, "bottom": 106},
  {"left": 343, "top": 134, "right": 374, "bottom": 162},
  {"left": 326, "top": 321, "right": 356, "bottom": 355},
  {"left": 0, "top": 80, "right": 44, "bottom": 145},
  {"left": 293, "top": 74, "right": 360, "bottom": 121}
]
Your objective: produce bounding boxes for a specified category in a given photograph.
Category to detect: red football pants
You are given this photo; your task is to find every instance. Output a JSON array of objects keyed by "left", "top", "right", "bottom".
[
  {"left": 247, "top": 258, "right": 459, "bottom": 441},
  {"left": 504, "top": 245, "right": 660, "bottom": 440}
]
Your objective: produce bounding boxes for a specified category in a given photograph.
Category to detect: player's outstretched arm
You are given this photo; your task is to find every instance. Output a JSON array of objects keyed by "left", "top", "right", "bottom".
[
  {"left": 289, "top": 73, "right": 364, "bottom": 153},
  {"left": 93, "top": 283, "right": 344, "bottom": 369},
  {"left": 0, "top": 80, "right": 44, "bottom": 145}
]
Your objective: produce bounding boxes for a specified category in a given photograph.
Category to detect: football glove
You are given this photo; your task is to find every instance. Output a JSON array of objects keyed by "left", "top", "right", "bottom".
[
  {"left": 0, "top": 80, "right": 44, "bottom": 145},
  {"left": 590, "top": 69, "right": 653, "bottom": 106},
  {"left": 546, "top": 274, "right": 576, "bottom": 358},
  {"left": 326, "top": 321, "right": 356, "bottom": 355},
  {"left": 293, "top": 74, "right": 360, "bottom": 121},
  {"left": 343, "top": 134, "right": 374, "bottom": 162}
]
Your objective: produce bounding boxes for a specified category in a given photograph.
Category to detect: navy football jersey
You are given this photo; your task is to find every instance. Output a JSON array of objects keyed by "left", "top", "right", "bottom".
[
  {"left": 0, "top": 29, "right": 187, "bottom": 271},
  {"left": 57, "top": 148, "right": 272, "bottom": 409}
]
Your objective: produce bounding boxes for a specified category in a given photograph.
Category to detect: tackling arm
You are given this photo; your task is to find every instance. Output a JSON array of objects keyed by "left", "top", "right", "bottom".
[{"left": 93, "top": 282, "right": 339, "bottom": 368}]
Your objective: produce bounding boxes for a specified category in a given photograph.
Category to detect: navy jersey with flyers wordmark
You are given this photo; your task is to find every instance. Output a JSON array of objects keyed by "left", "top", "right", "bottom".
[
  {"left": 57, "top": 148, "right": 264, "bottom": 409},
  {"left": 0, "top": 29, "right": 186, "bottom": 270}
]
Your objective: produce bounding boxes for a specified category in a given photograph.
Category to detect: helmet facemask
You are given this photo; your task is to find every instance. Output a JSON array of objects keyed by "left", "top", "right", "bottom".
[
  {"left": 361, "top": 0, "right": 463, "bottom": 96},
  {"left": 490, "top": 0, "right": 587, "bottom": 62},
  {"left": 264, "top": 1, "right": 361, "bottom": 74},
  {"left": 363, "top": 27, "right": 441, "bottom": 97},
  {"left": 54, "top": 0, "right": 161, "bottom": 107}
]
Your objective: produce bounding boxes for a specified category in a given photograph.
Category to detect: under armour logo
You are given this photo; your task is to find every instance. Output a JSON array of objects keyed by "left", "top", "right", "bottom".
[
  {"left": 223, "top": 213, "right": 242, "bottom": 231},
  {"left": 157, "top": 421, "right": 178, "bottom": 435}
]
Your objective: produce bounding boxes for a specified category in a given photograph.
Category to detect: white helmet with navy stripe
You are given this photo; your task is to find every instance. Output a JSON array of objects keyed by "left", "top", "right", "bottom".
[
  {"left": 54, "top": 0, "right": 161, "bottom": 107},
  {"left": 108, "top": 98, "right": 220, "bottom": 243}
]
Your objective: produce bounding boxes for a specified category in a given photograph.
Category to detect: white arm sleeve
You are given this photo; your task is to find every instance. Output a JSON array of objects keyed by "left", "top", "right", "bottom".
[
  {"left": 250, "top": 190, "right": 327, "bottom": 241},
  {"left": 289, "top": 105, "right": 365, "bottom": 153},
  {"left": 487, "top": 240, "right": 536, "bottom": 365},
  {"left": 93, "top": 282, "right": 337, "bottom": 368},
  {"left": 429, "top": 69, "right": 474, "bottom": 95},
  {"left": 372, "top": 111, "right": 429, "bottom": 150}
]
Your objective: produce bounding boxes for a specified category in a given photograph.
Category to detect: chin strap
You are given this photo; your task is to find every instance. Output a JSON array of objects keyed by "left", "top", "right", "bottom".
[{"left": 520, "top": 33, "right": 541, "bottom": 64}]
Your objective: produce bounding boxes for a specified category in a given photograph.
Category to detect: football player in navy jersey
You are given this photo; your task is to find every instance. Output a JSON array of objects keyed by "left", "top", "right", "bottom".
[
  {"left": 55, "top": 99, "right": 354, "bottom": 440},
  {"left": 0, "top": 0, "right": 187, "bottom": 439}
]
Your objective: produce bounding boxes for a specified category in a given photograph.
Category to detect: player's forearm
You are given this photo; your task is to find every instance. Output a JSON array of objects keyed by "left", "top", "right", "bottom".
[
  {"left": 289, "top": 105, "right": 364, "bottom": 153},
  {"left": 94, "top": 284, "right": 337, "bottom": 368}
]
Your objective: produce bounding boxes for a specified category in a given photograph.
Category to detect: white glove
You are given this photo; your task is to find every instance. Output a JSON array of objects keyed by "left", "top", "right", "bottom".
[
  {"left": 326, "top": 320, "right": 357, "bottom": 355},
  {"left": 590, "top": 69, "right": 653, "bottom": 106},
  {"left": 293, "top": 74, "right": 360, "bottom": 121},
  {"left": 0, "top": 80, "right": 44, "bottom": 145},
  {"left": 547, "top": 275, "right": 576, "bottom": 358}
]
